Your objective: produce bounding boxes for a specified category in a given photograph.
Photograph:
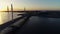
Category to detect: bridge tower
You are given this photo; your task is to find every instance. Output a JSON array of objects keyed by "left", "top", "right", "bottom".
[
  {"left": 11, "top": 4, "right": 13, "bottom": 20},
  {"left": 7, "top": 6, "right": 9, "bottom": 11},
  {"left": 24, "top": 7, "right": 26, "bottom": 11},
  {"left": 7, "top": 6, "right": 10, "bottom": 20}
]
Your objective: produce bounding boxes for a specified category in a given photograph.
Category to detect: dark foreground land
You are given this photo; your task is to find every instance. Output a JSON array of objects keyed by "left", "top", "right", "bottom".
[{"left": 1, "top": 11, "right": 60, "bottom": 34}]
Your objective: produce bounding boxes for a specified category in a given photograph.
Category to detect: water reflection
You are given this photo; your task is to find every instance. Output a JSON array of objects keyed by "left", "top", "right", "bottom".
[
  {"left": 0, "top": 12, "right": 23, "bottom": 25},
  {"left": 0, "top": 12, "right": 2, "bottom": 24}
]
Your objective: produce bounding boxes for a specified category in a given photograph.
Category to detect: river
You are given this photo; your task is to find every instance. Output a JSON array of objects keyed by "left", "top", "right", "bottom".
[
  {"left": 0, "top": 12, "right": 60, "bottom": 25},
  {"left": 0, "top": 12, "right": 24, "bottom": 25}
]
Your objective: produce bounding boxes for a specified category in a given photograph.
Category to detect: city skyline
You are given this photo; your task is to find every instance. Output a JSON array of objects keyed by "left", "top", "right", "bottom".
[{"left": 0, "top": 0, "right": 60, "bottom": 11}]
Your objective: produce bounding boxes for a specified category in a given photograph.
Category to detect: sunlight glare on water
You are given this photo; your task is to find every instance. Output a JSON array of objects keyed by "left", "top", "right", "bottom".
[
  {"left": 0, "top": 12, "right": 23, "bottom": 25},
  {"left": 0, "top": 12, "right": 3, "bottom": 25},
  {"left": 0, "top": 12, "right": 9, "bottom": 25}
]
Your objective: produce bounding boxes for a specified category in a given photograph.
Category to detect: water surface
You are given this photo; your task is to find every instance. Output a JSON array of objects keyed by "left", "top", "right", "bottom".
[{"left": 0, "top": 12, "right": 24, "bottom": 25}]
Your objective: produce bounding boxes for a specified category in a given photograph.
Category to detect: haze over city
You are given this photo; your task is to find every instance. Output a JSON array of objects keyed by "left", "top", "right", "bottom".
[{"left": 0, "top": 0, "right": 60, "bottom": 11}]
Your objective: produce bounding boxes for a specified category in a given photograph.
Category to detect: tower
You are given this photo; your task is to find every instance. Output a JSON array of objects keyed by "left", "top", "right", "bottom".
[
  {"left": 7, "top": 6, "right": 9, "bottom": 20},
  {"left": 11, "top": 4, "right": 13, "bottom": 20},
  {"left": 11, "top": 4, "right": 13, "bottom": 11},
  {"left": 24, "top": 7, "right": 26, "bottom": 11},
  {"left": 7, "top": 6, "right": 9, "bottom": 11}
]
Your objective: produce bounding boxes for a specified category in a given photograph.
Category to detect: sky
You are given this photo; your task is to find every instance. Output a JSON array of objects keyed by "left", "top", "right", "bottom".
[{"left": 0, "top": 0, "right": 60, "bottom": 11}]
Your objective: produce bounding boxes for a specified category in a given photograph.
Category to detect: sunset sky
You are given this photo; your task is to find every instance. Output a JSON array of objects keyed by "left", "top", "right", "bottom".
[{"left": 0, "top": 0, "right": 60, "bottom": 11}]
